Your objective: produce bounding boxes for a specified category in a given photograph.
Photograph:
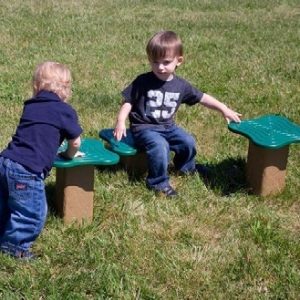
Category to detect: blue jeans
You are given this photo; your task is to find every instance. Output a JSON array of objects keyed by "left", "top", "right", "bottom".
[
  {"left": 0, "top": 157, "right": 47, "bottom": 257},
  {"left": 133, "top": 125, "right": 196, "bottom": 190}
]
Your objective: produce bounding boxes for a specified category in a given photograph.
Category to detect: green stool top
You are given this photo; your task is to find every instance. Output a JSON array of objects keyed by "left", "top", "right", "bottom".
[
  {"left": 99, "top": 128, "right": 137, "bottom": 156},
  {"left": 228, "top": 114, "right": 300, "bottom": 149},
  {"left": 53, "top": 138, "right": 120, "bottom": 168}
]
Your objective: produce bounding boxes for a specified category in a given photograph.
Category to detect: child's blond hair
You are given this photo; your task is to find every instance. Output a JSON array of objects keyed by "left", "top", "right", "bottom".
[
  {"left": 146, "top": 31, "right": 183, "bottom": 62},
  {"left": 33, "top": 61, "right": 72, "bottom": 101}
]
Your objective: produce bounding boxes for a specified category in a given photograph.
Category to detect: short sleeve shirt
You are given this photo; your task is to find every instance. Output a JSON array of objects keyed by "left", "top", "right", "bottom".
[
  {"left": 1, "top": 90, "right": 82, "bottom": 176},
  {"left": 122, "top": 72, "right": 203, "bottom": 132}
]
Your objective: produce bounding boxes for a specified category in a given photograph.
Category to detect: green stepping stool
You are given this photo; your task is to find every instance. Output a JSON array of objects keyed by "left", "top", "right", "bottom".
[
  {"left": 99, "top": 128, "right": 147, "bottom": 175},
  {"left": 53, "top": 138, "right": 119, "bottom": 224},
  {"left": 228, "top": 114, "right": 300, "bottom": 196}
]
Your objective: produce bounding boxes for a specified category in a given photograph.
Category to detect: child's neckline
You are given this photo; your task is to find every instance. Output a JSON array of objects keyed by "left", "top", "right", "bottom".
[{"left": 151, "top": 71, "right": 175, "bottom": 82}]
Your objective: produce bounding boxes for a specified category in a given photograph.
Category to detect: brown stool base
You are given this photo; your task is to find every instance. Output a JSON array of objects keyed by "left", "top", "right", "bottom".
[
  {"left": 120, "top": 152, "right": 148, "bottom": 177},
  {"left": 55, "top": 165, "right": 94, "bottom": 224},
  {"left": 246, "top": 142, "right": 289, "bottom": 196}
]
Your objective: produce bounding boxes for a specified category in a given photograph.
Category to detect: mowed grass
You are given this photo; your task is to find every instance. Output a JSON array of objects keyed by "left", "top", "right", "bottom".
[{"left": 0, "top": 0, "right": 300, "bottom": 299}]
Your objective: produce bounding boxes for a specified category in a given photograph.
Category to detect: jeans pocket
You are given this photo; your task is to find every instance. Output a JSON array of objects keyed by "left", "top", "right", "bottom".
[{"left": 8, "top": 170, "right": 37, "bottom": 202}]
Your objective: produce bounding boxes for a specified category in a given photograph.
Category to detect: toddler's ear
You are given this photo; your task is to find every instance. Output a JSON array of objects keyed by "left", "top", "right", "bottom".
[{"left": 177, "top": 56, "right": 184, "bottom": 66}]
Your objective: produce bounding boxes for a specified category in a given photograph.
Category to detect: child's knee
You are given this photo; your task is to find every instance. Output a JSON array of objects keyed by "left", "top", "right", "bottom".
[
  {"left": 182, "top": 134, "right": 196, "bottom": 149},
  {"left": 148, "top": 139, "right": 169, "bottom": 156}
]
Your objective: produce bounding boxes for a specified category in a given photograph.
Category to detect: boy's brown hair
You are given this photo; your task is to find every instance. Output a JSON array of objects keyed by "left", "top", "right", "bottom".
[
  {"left": 33, "top": 61, "right": 72, "bottom": 101},
  {"left": 146, "top": 30, "right": 183, "bottom": 62}
]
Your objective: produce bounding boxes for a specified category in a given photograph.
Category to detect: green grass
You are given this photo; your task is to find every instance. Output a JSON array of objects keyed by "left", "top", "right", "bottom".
[{"left": 1, "top": 0, "right": 300, "bottom": 298}]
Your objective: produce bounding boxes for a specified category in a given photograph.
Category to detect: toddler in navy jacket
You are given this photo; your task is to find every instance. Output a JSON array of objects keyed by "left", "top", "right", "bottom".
[{"left": 0, "top": 61, "right": 82, "bottom": 259}]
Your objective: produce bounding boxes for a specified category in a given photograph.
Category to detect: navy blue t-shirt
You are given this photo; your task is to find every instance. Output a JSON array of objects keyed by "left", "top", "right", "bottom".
[
  {"left": 1, "top": 90, "right": 82, "bottom": 176},
  {"left": 122, "top": 72, "right": 204, "bottom": 132}
]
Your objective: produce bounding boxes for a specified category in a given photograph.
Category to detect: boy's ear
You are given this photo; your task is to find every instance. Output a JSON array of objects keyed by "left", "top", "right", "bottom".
[{"left": 177, "top": 56, "right": 184, "bottom": 66}]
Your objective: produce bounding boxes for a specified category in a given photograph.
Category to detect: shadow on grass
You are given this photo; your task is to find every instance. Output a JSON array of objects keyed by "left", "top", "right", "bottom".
[
  {"left": 97, "top": 156, "right": 249, "bottom": 195},
  {"left": 199, "top": 156, "right": 248, "bottom": 196},
  {"left": 119, "top": 155, "right": 249, "bottom": 196}
]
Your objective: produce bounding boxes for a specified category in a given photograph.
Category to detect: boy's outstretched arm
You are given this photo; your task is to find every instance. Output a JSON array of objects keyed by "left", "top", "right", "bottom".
[
  {"left": 114, "top": 102, "right": 132, "bottom": 141},
  {"left": 200, "top": 93, "right": 242, "bottom": 123},
  {"left": 59, "top": 136, "right": 81, "bottom": 159}
]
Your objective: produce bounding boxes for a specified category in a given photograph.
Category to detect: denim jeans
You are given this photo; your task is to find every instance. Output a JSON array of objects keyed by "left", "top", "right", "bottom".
[
  {"left": 133, "top": 125, "right": 196, "bottom": 190},
  {"left": 0, "top": 157, "right": 47, "bottom": 257}
]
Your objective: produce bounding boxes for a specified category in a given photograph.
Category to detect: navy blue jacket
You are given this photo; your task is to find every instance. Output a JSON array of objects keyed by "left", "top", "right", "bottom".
[{"left": 1, "top": 90, "right": 82, "bottom": 176}]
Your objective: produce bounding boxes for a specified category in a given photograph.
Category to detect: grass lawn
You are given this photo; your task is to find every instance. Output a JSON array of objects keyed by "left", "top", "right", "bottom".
[{"left": 0, "top": 0, "right": 299, "bottom": 298}]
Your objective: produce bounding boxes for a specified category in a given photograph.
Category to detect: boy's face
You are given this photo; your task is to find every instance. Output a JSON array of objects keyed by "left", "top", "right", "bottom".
[{"left": 149, "top": 53, "right": 183, "bottom": 81}]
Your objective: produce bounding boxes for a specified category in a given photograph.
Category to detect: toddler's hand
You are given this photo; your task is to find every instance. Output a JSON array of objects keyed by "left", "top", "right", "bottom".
[
  {"left": 113, "top": 122, "right": 126, "bottom": 141},
  {"left": 223, "top": 108, "right": 242, "bottom": 124},
  {"left": 74, "top": 151, "right": 85, "bottom": 158},
  {"left": 58, "top": 150, "right": 85, "bottom": 159}
]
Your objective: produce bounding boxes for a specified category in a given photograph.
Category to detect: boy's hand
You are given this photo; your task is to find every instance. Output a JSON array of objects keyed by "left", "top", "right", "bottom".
[
  {"left": 222, "top": 107, "right": 242, "bottom": 124},
  {"left": 74, "top": 151, "right": 85, "bottom": 158},
  {"left": 58, "top": 136, "right": 81, "bottom": 159},
  {"left": 114, "top": 102, "right": 132, "bottom": 141},
  {"left": 58, "top": 150, "right": 85, "bottom": 160},
  {"left": 200, "top": 94, "right": 241, "bottom": 124},
  {"left": 58, "top": 151, "right": 72, "bottom": 160},
  {"left": 113, "top": 121, "right": 127, "bottom": 141}
]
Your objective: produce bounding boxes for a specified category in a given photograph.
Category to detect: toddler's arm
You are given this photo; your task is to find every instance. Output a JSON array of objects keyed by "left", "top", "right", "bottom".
[
  {"left": 200, "top": 93, "right": 242, "bottom": 123},
  {"left": 59, "top": 136, "right": 81, "bottom": 159},
  {"left": 114, "top": 102, "right": 132, "bottom": 141}
]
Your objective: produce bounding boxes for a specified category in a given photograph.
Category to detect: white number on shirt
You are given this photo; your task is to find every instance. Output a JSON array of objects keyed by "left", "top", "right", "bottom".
[{"left": 145, "top": 90, "right": 180, "bottom": 119}]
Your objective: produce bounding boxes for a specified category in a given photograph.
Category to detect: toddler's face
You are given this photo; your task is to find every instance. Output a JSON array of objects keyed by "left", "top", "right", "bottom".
[{"left": 149, "top": 54, "right": 183, "bottom": 81}]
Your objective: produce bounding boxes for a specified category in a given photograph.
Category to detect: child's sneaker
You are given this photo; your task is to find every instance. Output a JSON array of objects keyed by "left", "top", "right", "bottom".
[
  {"left": 157, "top": 185, "right": 178, "bottom": 197},
  {"left": 1, "top": 248, "right": 36, "bottom": 261},
  {"left": 16, "top": 251, "right": 36, "bottom": 261}
]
